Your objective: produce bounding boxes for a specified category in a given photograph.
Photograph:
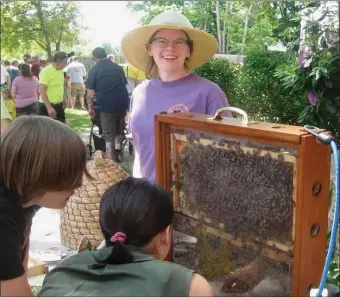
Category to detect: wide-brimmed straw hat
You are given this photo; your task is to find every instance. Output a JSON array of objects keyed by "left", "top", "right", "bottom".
[{"left": 121, "top": 11, "right": 218, "bottom": 73}]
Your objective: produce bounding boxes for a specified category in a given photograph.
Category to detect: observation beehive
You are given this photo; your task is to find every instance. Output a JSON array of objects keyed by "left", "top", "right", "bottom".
[{"left": 154, "top": 108, "right": 331, "bottom": 297}]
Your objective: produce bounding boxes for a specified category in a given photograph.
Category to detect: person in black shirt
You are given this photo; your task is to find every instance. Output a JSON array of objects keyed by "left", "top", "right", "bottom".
[
  {"left": 86, "top": 47, "right": 130, "bottom": 160},
  {"left": 0, "top": 115, "right": 92, "bottom": 296}
]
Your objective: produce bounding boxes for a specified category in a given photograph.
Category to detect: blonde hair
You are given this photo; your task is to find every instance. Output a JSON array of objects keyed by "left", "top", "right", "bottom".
[
  {"left": 1, "top": 88, "right": 12, "bottom": 100},
  {"left": 0, "top": 116, "right": 92, "bottom": 203}
]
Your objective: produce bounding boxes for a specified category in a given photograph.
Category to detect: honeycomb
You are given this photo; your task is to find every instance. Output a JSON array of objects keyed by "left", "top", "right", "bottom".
[
  {"left": 171, "top": 131, "right": 295, "bottom": 296},
  {"left": 177, "top": 132, "right": 295, "bottom": 243}
]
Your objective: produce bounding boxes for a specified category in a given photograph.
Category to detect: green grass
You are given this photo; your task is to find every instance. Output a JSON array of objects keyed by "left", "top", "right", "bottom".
[{"left": 65, "top": 108, "right": 91, "bottom": 131}]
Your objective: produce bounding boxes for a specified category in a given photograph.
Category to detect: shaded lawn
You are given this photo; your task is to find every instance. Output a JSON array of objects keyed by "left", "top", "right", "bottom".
[{"left": 65, "top": 108, "right": 91, "bottom": 131}]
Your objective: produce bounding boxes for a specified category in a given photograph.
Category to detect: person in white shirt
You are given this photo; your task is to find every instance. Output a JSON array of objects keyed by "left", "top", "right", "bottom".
[
  {"left": 3, "top": 60, "right": 20, "bottom": 83},
  {"left": 66, "top": 57, "right": 86, "bottom": 109},
  {"left": 1, "top": 63, "right": 11, "bottom": 90}
]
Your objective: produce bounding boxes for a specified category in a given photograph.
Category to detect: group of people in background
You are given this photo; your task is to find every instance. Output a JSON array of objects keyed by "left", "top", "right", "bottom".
[
  {"left": 1, "top": 54, "right": 43, "bottom": 124},
  {"left": 1, "top": 50, "right": 146, "bottom": 154},
  {"left": 0, "top": 52, "right": 83, "bottom": 124}
]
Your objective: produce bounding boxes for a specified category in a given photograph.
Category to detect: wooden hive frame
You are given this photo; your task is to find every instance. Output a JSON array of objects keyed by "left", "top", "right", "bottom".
[
  {"left": 170, "top": 132, "right": 296, "bottom": 265},
  {"left": 154, "top": 112, "right": 331, "bottom": 297}
]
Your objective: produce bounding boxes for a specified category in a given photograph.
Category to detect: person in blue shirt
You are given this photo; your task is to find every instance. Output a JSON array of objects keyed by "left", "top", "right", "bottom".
[{"left": 86, "top": 47, "right": 129, "bottom": 160}]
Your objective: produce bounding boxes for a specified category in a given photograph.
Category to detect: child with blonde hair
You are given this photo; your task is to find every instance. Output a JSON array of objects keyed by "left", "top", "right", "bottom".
[
  {"left": 0, "top": 95, "right": 12, "bottom": 134},
  {"left": 2, "top": 87, "right": 16, "bottom": 119}
]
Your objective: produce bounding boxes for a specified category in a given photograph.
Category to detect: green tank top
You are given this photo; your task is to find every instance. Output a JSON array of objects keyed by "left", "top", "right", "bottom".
[{"left": 38, "top": 246, "right": 193, "bottom": 296}]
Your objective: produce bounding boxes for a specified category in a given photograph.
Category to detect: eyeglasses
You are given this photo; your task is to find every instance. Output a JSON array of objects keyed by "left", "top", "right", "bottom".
[{"left": 150, "top": 38, "right": 193, "bottom": 49}]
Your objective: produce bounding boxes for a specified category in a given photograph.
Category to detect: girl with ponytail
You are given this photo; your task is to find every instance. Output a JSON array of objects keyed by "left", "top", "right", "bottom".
[{"left": 39, "top": 177, "right": 213, "bottom": 297}]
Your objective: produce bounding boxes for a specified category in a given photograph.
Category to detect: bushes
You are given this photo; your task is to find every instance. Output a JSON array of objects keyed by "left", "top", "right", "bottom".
[
  {"left": 239, "top": 49, "right": 304, "bottom": 124},
  {"left": 274, "top": 43, "right": 340, "bottom": 142},
  {"left": 193, "top": 57, "right": 241, "bottom": 104},
  {"left": 196, "top": 48, "right": 339, "bottom": 143},
  {"left": 194, "top": 51, "right": 304, "bottom": 125}
]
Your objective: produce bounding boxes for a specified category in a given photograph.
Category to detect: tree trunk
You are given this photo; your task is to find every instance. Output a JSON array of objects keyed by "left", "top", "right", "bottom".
[
  {"left": 215, "top": 0, "right": 222, "bottom": 54},
  {"left": 32, "top": 1, "right": 52, "bottom": 57},
  {"left": 241, "top": 4, "right": 253, "bottom": 55},
  {"left": 46, "top": 47, "right": 52, "bottom": 59},
  {"left": 56, "top": 18, "right": 64, "bottom": 51},
  {"left": 221, "top": 0, "right": 228, "bottom": 54},
  {"left": 202, "top": 2, "right": 208, "bottom": 31},
  {"left": 56, "top": 2, "right": 70, "bottom": 52}
]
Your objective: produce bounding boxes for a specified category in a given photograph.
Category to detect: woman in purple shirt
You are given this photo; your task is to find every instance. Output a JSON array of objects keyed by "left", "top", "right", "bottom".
[
  {"left": 121, "top": 11, "right": 231, "bottom": 182},
  {"left": 11, "top": 64, "right": 39, "bottom": 116}
]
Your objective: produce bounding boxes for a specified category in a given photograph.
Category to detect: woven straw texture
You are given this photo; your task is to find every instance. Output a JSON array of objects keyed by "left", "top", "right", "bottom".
[{"left": 60, "top": 151, "right": 129, "bottom": 250}]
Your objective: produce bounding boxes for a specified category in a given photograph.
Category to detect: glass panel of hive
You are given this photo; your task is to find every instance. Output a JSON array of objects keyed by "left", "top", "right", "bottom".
[{"left": 170, "top": 130, "right": 296, "bottom": 296}]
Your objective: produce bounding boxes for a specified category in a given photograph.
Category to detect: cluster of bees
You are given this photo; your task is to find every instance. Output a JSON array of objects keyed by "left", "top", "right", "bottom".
[{"left": 178, "top": 134, "right": 294, "bottom": 242}]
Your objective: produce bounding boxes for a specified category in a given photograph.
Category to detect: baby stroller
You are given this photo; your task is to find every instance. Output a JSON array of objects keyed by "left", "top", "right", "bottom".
[{"left": 86, "top": 100, "right": 133, "bottom": 163}]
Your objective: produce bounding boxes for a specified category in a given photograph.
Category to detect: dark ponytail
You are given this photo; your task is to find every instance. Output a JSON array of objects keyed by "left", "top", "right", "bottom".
[
  {"left": 94, "top": 241, "right": 133, "bottom": 265},
  {"left": 96, "top": 177, "right": 174, "bottom": 265}
]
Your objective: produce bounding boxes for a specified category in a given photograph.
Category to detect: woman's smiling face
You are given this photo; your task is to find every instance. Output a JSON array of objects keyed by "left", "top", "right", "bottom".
[{"left": 147, "top": 29, "right": 191, "bottom": 74}]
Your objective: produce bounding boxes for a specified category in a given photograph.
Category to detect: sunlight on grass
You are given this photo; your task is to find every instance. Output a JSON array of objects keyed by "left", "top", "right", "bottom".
[{"left": 65, "top": 108, "right": 92, "bottom": 132}]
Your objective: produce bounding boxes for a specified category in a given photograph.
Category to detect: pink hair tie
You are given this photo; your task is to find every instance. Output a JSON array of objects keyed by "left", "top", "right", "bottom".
[{"left": 110, "top": 232, "right": 127, "bottom": 243}]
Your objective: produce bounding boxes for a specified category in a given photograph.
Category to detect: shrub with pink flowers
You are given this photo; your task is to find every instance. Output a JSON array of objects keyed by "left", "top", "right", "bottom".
[{"left": 274, "top": 19, "right": 340, "bottom": 141}]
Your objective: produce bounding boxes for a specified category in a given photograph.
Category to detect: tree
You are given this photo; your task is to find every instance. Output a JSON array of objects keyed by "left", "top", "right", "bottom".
[
  {"left": 1, "top": 1, "right": 85, "bottom": 58},
  {"left": 258, "top": 1, "right": 321, "bottom": 51},
  {"left": 102, "top": 43, "right": 114, "bottom": 55},
  {"left": 127, "top": 0, "right": 228, "bottom": 53},
  {"left": 126, "top": 1, "right": 278, "bottom": 55},
  {"left": 126, "top": 1, "right": 321, "bottom": 55},
  {"left": 101, "top": 44, "right": 125, "bottom": 62},
  {"left": 241, "top": 3, "right": 253, "bottom": 55}
]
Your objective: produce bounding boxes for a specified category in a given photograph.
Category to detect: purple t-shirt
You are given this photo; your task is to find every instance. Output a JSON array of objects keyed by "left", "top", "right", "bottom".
[
  {"left": 11, "top": 76, "right": 39, "bottom": 108},
  {"left": 129, "top": 73, "right": 230, "bottom": 182}
]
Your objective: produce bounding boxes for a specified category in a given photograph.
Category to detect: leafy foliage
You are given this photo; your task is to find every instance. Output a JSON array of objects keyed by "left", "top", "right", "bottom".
[
  {"left": 126, "top": 1, "right": 286, "bottom": 54},
  {"left": 193, "top": 57, "right": 241, "bottom": 104},
  {"left": 102, "top": 43, "right": 114, "bottom": 55},
  {"left": 328, "top": 259, "right": 340, "bottom": 287},
  {"left": 274, "top": 15, "right": 340, "bottom": 142},
  {"left": 1, "top": 1, "right": 85, "bottom": 57},
  {"left": 238, "top": 50, "right": 304, "bottom": 124},
  {"left": 193, "top": 51, "right": 305, "bottom": 125}
]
